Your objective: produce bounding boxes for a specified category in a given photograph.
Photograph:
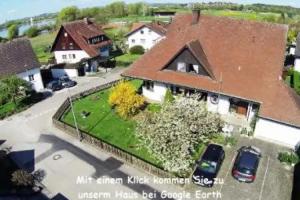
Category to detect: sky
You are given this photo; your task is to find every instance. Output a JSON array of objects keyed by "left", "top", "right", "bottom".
[{"left": 0, "top": 0, "right": 300, "bottom": 24}]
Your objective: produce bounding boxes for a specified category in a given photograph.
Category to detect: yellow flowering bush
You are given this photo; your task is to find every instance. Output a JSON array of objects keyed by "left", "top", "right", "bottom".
[{"left": 109, "top": 81, "right": 145, "bottom": 118}]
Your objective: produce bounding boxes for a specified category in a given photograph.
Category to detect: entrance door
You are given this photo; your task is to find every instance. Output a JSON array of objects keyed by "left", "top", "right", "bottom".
[{"left": 236, "top": 101, "right": 248, "bottom": 116}]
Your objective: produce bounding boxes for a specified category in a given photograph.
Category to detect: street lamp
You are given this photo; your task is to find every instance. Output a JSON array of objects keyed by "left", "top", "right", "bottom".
[{"left": 67, "top": 88, "right": 82, "bottom": 141}]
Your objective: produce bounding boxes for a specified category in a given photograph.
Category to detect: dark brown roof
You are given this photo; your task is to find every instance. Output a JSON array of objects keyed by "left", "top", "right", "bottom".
[
  {"left": 51, "top": 19, "right": 112, "bottom": 57},
  {"left": 0, "top": 39, "right": 40, "bottom": 76},
  {"left": 123, "top": 13, "right": 300, "bottom": 127},
  {"left": 126, "top": 21, "right": 168, "bottom": 37}
]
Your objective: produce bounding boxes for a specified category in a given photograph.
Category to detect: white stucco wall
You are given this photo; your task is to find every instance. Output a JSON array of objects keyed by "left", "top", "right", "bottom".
[
  {"left": 54, "top": 50, "right": 90, "bottom": 64},
  {"left": 51, "top": 68, "right": 78, "bottom": 78},
  {"left": 127, "top": 27, "right": 164, "bottom": 51},
  {"left": 295, "top": 58, "right": 300, "bottom": 72},
  {"left": 17, "top": 68, "right": 44, "bottom": 91},
  {"left": 254, "top": 118, "right": 300, "bottom": 148},
  {"left": 207, "top": 94, "right": 230, "bottom": 115},
  {"left": 142, "top": 82, "right": 167, "bottom": 102}
]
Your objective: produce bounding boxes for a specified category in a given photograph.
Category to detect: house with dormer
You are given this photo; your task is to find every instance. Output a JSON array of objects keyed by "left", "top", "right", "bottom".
[
  {"left": 50, "top": 18, "right": 112, "bottom": 78},
  {"left": 123, "top": 10, "right": 300, "bottom": 148}
]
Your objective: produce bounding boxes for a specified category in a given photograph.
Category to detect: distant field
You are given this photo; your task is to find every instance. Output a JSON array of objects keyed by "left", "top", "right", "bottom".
[
  {"left": 30, "top": 31, "right": 56, "bottom": 64},
  {"left": 201, "top": 10, "right": 281, "bottom": 22}
]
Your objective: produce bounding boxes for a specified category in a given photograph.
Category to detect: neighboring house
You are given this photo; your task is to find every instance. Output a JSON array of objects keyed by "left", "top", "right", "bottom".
[
  {"left": 294, "top": 33, "right": 300, "bottom": 72},
  {"left": 50, "top": 18, "right": 112, "bottom": 78},
  {"left": 126, "top": 21, "right": 168, "bottom": 51},
  {"left": 123, "top": 10, "right": 300, "bottom": 148},
  {"left": 153, "top": 11, "right": 176, "bottom": 18},
  {"left": 0, "top": 39, "right": 44, "bottom": 91}
]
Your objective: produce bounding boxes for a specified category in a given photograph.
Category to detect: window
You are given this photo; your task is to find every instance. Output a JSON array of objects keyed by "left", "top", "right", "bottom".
[
  {"left": 69, "top": 54, "right": 76, "bottom": 59},
  {"left": 62, "top": 55, "right": 67, "bottom": 59},
  {"left": 69, "top": 42, "right": 74, "bottom": 49},
  {"left": 177, "top": 62, "right": 186, "bottom": 72},
  {"left": 188, "top": 64, "right": 199, "bottom": 73},
  {"left": 131, "top": 39, "right": 135, "bottom": 43},
  {"left": 148, "top": 29, "right": 152, "bottom": 34},
  {"left": 28, "top": 74, "right": 34, "bottom": 81},
  {"left": 210, "top": 94, "right": 219, "bottom": 104},
  {"left": 140, "top": 30, "right": 144, "bottom": 34},
  {"left": 145, "top": 81, "right": 154, "bottom": 91},
  {"left": 140, "top": 39, "right": 146, "bottom": 44},
  {"left": 64, "top": 32, "right": 68, "bottom": 37}
]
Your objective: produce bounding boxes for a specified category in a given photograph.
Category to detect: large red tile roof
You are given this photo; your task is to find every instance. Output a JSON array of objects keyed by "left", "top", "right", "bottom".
[{"left": 123, "top": 13, "right": 300, "bottom": 127}]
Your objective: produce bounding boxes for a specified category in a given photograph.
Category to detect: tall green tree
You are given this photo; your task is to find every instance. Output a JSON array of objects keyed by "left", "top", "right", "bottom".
[
  {"left": 7, "top": 24, "right": 19, "bottom": 40},
  {"left": 57, "top": 6, "right": 80, "bottom": 25},
  {"left": 106, "top": 1, "right": 127, "bottom": 18},
  {"left": 0, "top": 76, "right": 30, "bottom": 106}
]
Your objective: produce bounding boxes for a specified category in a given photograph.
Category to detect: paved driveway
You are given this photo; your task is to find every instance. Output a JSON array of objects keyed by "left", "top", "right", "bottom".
[{"left": 186, "top": 137, "right": 293, "bottom": 200}]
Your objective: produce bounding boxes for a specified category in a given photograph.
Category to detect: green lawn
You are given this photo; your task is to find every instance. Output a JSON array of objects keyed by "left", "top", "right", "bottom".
[
  {"left": 29, "top": 32, "right": 56, "bottom": 64},
  {"left": 61, "top": 80, "right": 160, "bottom": 165},
  {"left": 115, "top": 53, "right": 141, "bottom": 67}
]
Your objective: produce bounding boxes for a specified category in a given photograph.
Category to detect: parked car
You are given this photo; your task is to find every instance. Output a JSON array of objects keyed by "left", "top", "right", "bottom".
[
  {"left": 59, "top": 76, "right": 76, "bottom": 88},
  {"left": 232, "top": 146, "right": 262, "bottom": 183},
  {"left": 46, "top": 80, "right": 63, "bottom": 91},
  {"left": 192, "top": 144, "right": 225, "bottom": 187}
]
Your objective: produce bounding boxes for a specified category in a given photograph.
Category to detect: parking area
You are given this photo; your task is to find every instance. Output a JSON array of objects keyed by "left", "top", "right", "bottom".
[{"left": 186, "top": 137, "right": 293, "bottom": 200}]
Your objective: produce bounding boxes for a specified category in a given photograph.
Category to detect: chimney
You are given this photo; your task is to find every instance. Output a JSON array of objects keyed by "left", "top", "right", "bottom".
[
  {"left": 191, "top": 9, "right": 200, "bottom": 25},
  {"left": 84, "top": 17, "right": 91, "bottom": 25}
]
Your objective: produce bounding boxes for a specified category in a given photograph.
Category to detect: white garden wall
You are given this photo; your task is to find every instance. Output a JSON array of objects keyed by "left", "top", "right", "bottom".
[
  {"left": 142, "top": 82, "right": 167, "bottom": 102},
  {"left": 51, "top": 68, "right": 78, "bottom": 78},
  {"left": 17, "top": 68, "right": 44, "bottom": 91},
  {"left": 295, "top": 58, "right": 300, "bottom": 72},
  {"left": 254, "top": 118, "right": 300, "bottom": 148}
]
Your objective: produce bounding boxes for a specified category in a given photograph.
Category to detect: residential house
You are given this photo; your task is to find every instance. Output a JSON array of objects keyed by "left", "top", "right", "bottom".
[
  {"left": 50, "top": 18, "right": 112, "bottom": 78},
  {"left": 123, "top": 10, "right": 300, "bottom": 148},
  {"left": 0, "top": 39, "right": 44, "bottom": 91},
  {"left": 126, "top": 21, "right": 168, "bottom": 51},
  {"left": 153, "top": 11, "right": 176, "bottom": 18}
]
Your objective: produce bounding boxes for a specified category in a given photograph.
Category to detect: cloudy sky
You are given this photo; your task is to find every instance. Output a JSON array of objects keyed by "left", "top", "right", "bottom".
[{"left": 0, "top": 0, "right": 300, "bottom": 24}]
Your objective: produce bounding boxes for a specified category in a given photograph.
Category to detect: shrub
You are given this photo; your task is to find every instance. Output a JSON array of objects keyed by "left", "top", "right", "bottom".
[
  {"left": 294, "top": 71, "right": 300, "bottom": 95},
  {"left": 137, "top": 94, "right": 223, "bottom": 175},
  {"left": 109, "top": 80, "right": 145, "bottom": 118},
  {"left": 25, "top": 26, "right": 40, "bottom": 38},
  {"left": 278, "top": 151, "right": 299, "bottom": 165},
  {"left": 11, "top": 170, "right": 34, "bottom": 187},
  {"left": 129, "top": 45, "right": 145, "bottom": 55},
  {"left": 164, "top": 89, "right": 175, "bottom": 104}
]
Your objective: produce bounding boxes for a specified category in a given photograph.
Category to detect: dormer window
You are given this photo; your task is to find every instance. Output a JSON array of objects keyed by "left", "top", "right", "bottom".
[{"left": 177, "top": 62, "right": 186, "bottom": 72}]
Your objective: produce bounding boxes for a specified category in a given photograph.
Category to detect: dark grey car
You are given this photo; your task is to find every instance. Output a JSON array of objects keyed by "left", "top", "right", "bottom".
[{"left": 59, "top": 76, "right": 77, "bottom": 88}]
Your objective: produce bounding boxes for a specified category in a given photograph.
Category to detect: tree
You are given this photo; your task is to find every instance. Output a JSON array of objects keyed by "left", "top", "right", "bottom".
[
  {"left": 7, "top": 24, "right": 19, "bottom": 40},
  {"left": 109, "top": 81, "right": 145, "bottom": 118},
  {"left": 25, "top": 26, "right": 40, "bottom": 38},
  {"left": 11, "top": 170, "right": 34, "bottom": 187},
  {"left": 106, "top": 1, "right": 127, "bottom": 18},
  {"left": 127, "top": 3, "right": 148, "bottom": 16},
  {"left": 136, "top": 95, "right": 223, "bottom": 176},
  {"left": 0, "top": 76, "right": 30, "bottom": 106},
  {"left": 57, "top": 6, "right": 80, "bottom": 25}
]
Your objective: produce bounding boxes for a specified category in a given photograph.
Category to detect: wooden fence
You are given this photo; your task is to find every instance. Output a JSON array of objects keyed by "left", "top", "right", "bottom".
[{"left": 52, "top": 80, "right": 177, "bottom": 179}]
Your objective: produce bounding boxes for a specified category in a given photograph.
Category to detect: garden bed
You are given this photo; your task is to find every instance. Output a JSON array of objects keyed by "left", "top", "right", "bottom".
[
  {"left": 61, "top": 80, "right": 160, "bottom": 166},
  {"left": 56, "top": 79, "right": 207, "bottom": 179}
]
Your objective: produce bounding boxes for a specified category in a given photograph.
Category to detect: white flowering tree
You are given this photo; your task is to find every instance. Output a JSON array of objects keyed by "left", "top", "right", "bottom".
[{"left": 136, "top": 95, "right": 223, "bottom": 176}]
